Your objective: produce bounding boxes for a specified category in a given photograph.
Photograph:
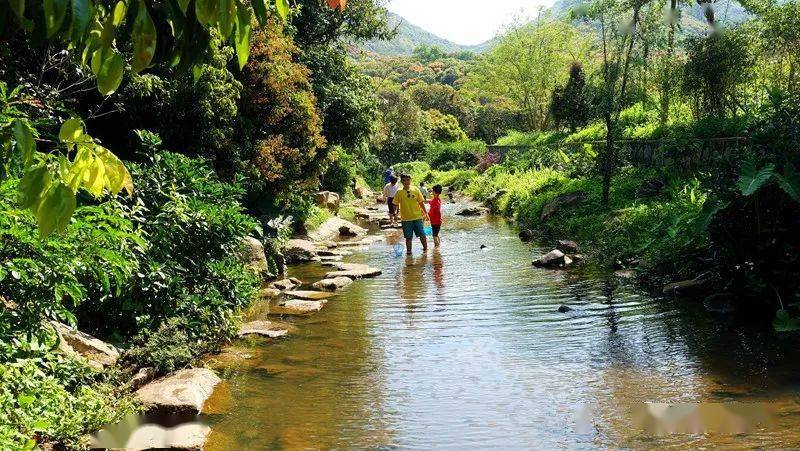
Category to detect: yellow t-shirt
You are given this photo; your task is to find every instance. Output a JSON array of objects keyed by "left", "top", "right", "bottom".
[{"left": 393, "top": 186, "right": 425, "bottom": 221}]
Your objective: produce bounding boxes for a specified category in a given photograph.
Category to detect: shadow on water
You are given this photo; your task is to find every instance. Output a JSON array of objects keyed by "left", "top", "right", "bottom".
[{"left": 203, "top": 202, "right": 800, "bottom": 449}]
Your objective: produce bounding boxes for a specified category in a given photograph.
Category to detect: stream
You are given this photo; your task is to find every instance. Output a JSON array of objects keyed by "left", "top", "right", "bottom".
[{"left": 204, "top": 202, "right": 800, "bottom": 449}]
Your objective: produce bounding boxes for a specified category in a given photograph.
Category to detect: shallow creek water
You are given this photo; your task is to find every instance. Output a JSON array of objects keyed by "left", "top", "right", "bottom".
[{"left": 204, "top": 202, "right": 800, "bottom": 449}]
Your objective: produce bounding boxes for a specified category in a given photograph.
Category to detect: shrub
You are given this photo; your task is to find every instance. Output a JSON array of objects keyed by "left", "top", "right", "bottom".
[
  {"left": 321, "top": 146, "right": 357, "bottom": 193},
  {"left": 425, "top": 140, "right": 485, "bottom": 170},
  {"left": 124, "top": 318, "right": 193, "bottom": 374},
  {"left": 393, "top": 161, "right": 432, "bottom": 183},
  {"left": 423, "top": 109, "right": 468, "bottom": 142}
]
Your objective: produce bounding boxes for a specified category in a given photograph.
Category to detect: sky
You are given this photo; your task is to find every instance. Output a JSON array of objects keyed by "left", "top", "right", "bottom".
[{"left": 385, "top": 0, "right": 557, "bottom": 46}]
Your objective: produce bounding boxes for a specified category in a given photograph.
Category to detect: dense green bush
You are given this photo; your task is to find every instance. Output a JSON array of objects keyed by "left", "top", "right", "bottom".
[
  {"left": 393, "top": 161, "right": 433, "bottom": 183},
  {"left": 321, "top": 147, "right": 357, "bottom": 193},
  {"left": 425, "top": 140, "right": 485, "bottom": 170}
]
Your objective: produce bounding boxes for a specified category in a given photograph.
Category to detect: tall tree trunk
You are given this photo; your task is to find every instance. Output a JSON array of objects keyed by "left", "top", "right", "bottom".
[{"left": 602, "top": 114, "right": 615, "bottom": 206}]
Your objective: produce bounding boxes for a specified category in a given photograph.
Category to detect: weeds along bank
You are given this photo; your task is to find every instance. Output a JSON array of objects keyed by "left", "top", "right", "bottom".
[{"left": 0, "top": 152, "right": 269, "bottom": 448}]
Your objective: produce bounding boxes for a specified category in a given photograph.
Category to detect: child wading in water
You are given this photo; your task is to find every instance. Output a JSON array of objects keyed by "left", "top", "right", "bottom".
[
  {"left": 393, "top": 173, "right": 429, "bottom": 254},
  {"left": 427, "top": 185, "right": 443, "bottom": 247},
  {"left": 383, "top": 175, "right": 400, "bottom": 226}
]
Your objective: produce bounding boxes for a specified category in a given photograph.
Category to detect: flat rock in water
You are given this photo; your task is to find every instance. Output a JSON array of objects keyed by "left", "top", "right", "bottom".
[
  {"left": 117, "top": 421, "right": 211, "bottom": 450},
  {"left": 325, "top": 267, "right": 382, "bottom": 279},
  {"left": 318, "top": 255, "right": 343, "bottom": 262},
  {"left": 558, "top": 305, "right": 573, "bottom": 313},
  {"left": 533, "top": 249, "right": 571, "bottom": 268},
  {"left": 285, "top": 290, "right": 337, "bottom": 301},
  {"left": 260, "top": 288, "right": 282, "bottom": 299},
  {"left": 313, "top": 277, "right": 354, "bottom": 291},
  {"left": 136, "top": 368, "right": 221, "bottom": 415},
  {"left": 284, "top": 239, "right": 318, "bottom": 263},
  {"left": 309, "top": 217, "right": 367, "bottom": 242},
  {"left": 237, "top": 320, "right": 289, "bottom": 338},
  {"left": 270, "top": 279, "right": 300, "bottom": 291},
  {"left": 53, "top": 322, "right": 120, "bottom": 369},
  {"left": 270, "top": 299, "right": 326, "bottom": 316},
  {"left": 456, "top": 206, "right": 489, "bottom": 216}
]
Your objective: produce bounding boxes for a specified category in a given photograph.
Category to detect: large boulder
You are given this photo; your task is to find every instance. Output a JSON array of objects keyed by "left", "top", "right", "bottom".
[
  {"left": 239, "top": 237, "right": 270, "bottom": 278},
  {"left": 354, "top": 185, "right": 373, "bottom": 199},
  {"left": 284, "top": 239, "right": 318, "bottom": 263},
  {"left": 456, "top": 206, "right": 489, "bottom": 216},
  {"left": 313, "top": 191, "right": 340, "bottom": 213},
  {"left": 532, "top": 249, "right": 573, "bottom": 268},
  {"left": 53, "top": 322, "right": 120, "bottom": 369},
  {"left": 308, "top": 217, "right": 367, "bottom": 242},
  {"left": 313, "top": 277, "right": 354, "bottom": 291},
  {"left": 540, "top": 191, "right": 588, "bottom": 221},
  {"left": 556, "top": 240, "right": 579, "bottom": 254},
  {"left": 135, "top": 368, "right": 221, "bottom": 415}
]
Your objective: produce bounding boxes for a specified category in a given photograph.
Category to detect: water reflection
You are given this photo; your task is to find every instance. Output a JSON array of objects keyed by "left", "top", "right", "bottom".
[{"left": 205, "top": 203, "right": 800, "bottom": 449}]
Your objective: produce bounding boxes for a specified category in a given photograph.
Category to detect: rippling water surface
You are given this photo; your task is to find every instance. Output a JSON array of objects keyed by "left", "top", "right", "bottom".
[{"left": 205, "top": 203, "right": 800, "bottom": 449}]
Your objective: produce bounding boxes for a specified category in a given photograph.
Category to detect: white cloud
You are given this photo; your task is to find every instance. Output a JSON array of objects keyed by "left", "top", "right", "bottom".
[{"left": 385, "top": 0, "right": 556, "bottom": 45}]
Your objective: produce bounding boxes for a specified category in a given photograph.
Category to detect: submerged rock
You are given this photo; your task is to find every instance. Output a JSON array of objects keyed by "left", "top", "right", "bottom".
[
  {"left": 284, "top": 239, "right": 318, "bottom": 263},
  {"left": 703, "top": 293, "right": 738, "bottom": 314},
  {"left": 136, "top": 368, "right": 221, "bottom": 415},
  {"left": 662, "top": 278, "right": 708, "bottom": 297},
  {"left": 285, "top": 290, "right": 337, "bottom": 301},
  {"left": 313, "top": 277, "right": 354, "bottom": 291},
  {"left": 558, "top": 305, "right": 573, "bottom": 313},
  {"left": 540, "top": 191, "right": 588, "bottom": 221},
  {"left": 53, "top": 322, "right": 120, "bottom": 369},
  {"left": 519, "top": 229, "right": 536, "bottom": 242},
  {"left": 456, "top": 206, "right": 489, "bottom": 216},
  {"left": 324, "top": 263, "right": 382, "bottom": 279},
  {"left": 532, "top": 249, "right": 572, "bottom": 268},
  {"left": 237, "top": 321, "right": 289, "bottom": 339}
]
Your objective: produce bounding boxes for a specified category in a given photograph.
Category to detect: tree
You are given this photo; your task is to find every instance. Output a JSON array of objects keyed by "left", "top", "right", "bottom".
[
  {"left": 372, "top": 85, "right": 430, "bottom": 165},
  {"left": 292, "top": 0, "right": 393, "bottom": 47},
  {"left": 466, "top": 15, "right": 590, "bottom": 131},
  {"left": 682, "top": 29, "right": 755, "bottom": 118},
  {"left": 423, "top": 109, "right": 467, "bottom": 142},
  {"left": 410, "top": 82, "right": 475, "bottom": 134},
  {"left": 550, "top": 62, "right": 590, "bottom": 132},
  {"left": 239, "top": 21, "right": 326, "bottom": 196}
]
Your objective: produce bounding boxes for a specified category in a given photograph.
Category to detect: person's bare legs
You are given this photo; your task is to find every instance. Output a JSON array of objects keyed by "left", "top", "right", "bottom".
[
  {"left": 405, "top": 237, "right": 413, "bottom": 255},
  {"left": 420, "top": 235, "right": 428, "bottom": 252},
  {"left": 434, "top": 236, "right": 440, "bottom": 247}
]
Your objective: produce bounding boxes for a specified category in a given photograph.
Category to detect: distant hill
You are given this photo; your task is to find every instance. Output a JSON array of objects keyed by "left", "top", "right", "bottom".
[
  {"left": 361, "top": 12, "right": 495, "bottom": 57},
  {"left": 361, "top": 1, "right": 750, "bottom": 57}
]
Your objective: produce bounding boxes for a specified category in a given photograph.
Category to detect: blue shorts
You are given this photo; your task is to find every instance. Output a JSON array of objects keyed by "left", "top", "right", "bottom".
[{"left": 401, "top": 219, "right": 425, "bottom": 239}]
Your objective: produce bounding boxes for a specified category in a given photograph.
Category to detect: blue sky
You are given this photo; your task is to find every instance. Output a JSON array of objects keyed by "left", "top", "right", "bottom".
[{"left": 385, "top": 0, "right": 556, "bottom": 45}]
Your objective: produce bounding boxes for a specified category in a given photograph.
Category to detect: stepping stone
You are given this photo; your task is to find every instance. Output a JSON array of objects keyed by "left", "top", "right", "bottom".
[
  {"left": 270, "top": 299, "right": 326, "bottom": 316},
  {"left": 318, "top": 255, "right": 343, "bottom": 262},
  {"left": 312, "top": 276, "right": 354, "bottom": 291},
  {"left": 135, "top": 368, "right": 221, "bottom": 415},
  {"left": 237, "top": 320, "right": 289, "bottom": 338},
  {"left": 260, "top": 288, "right": 282, "bottom": 299},
  {"left": 284, "top": 239, "right": 319, "bottom": 263},
  {"left": 270, "top": 278, "right": 301, "bottom": 291},
  {"left": 325, "top": 267, "right": 382, "bottom": 279},
  {"left": 285, "top": 290, "right": 336, "bottom": 301}
]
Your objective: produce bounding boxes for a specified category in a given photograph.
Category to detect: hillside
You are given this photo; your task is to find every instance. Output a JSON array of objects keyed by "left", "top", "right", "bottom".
[{"left": 361, "top": 12, "right": 494, "bottom": 56}]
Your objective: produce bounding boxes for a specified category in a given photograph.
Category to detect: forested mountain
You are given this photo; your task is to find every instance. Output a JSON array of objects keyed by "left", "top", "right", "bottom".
[
  {"left": 361, "top": 12, "right": 495, "bottom": 56},
  {"left": 362, "top": 0, "right": 750, "bottom": 57}
]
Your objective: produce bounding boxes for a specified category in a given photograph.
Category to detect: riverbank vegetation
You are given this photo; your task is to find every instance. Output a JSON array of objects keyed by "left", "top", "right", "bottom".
[{"left": 1, "top": 0, "right": 799, "bottom": 447}]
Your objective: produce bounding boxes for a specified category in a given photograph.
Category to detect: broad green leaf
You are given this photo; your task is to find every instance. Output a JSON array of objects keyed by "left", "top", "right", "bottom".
[
  {"left": 195, "top": 0, "right": 218, "bottom": 26},
  {"left": 96, "top": 50, "right": 125, "bottom": 95},
  {"left": 12, "top": 119, "right": 35, "bottom": 166},
  {"left": 100, "top": 12, "right": 116, "bottom": 48},
  {"left": 112, "top": 0, "right": 127, "bottom": 26},
  {"left": 131, "top": 0, "right": 157, "bottom": 73},
  {"left": 217, "top": 0, "right": 236, "bottom": 38},
  {"left": 95, "top": 145, "right": 133, "bottom": 195},
  {"left": 83, "top": 154, "right": 106, "bottom": 196},
  {"left": 737, "top": 159, "right": 775, "bottom": 196},
  {"left": 773, "top": 309, "right": 800, "bottom": 332},
  {"left": 774, "top": 164, "right": 800, "bottom": 203},
  {"left": 275, "top": 0, "right": 290, "bottom": 20},
  {"left": 177, "top": 0, "right": 191, "bottom": 14},
  {"left": 251, "top": 0, "right": 268, "bottom": 25},
  {"left": 58, "top": 118, "right": 85, "bottom": 143},
  {"left": 234, "top": 2, "right": 252, "bottom": 70},
  {"left": 36, "top": 182, "right": 76, "bottom": 237},
  {"left": 17, "top": 165, "right": 52, "bottom": 209},
  {"left": 44, "top": 0, "right": 69, "bottom": 37},
  {"left": 70, "top": 0, "right": 93, "bottom": 39},
  {"left": 64, "top": 145, "right": 94, "bottom": 191}
]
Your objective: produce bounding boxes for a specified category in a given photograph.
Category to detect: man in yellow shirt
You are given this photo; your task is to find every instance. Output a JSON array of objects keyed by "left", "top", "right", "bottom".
[{"left": 393, "top": 173, "right": 430, "bottom": 255}]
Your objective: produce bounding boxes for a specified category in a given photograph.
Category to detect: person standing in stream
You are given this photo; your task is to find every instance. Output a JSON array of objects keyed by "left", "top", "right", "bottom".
[{"left": 393, "top": 173, "right": 430, "bottom": 255}]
